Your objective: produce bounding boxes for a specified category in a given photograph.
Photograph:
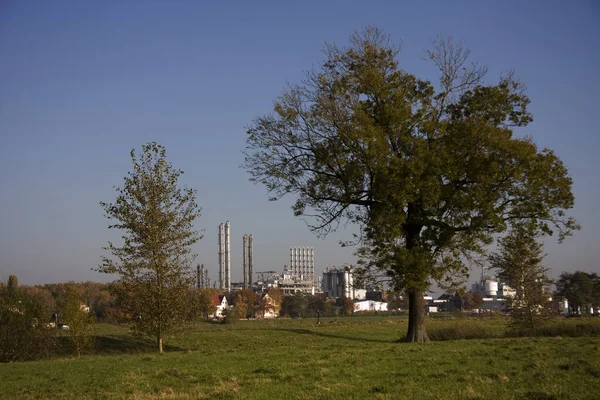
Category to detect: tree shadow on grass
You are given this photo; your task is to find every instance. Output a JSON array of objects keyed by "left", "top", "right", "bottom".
[
  {"left": 279, "top": 328, "right": 393, "bottom": 344},
  {"left": 53, "top": 335, "right": 184, "bottom": 357}
]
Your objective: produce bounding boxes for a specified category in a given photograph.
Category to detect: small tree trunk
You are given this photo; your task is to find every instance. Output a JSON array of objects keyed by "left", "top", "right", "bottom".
[
  {"left": 158, "top": 337, "right": 163, "bottom": 353},
  {"left": 405, "top": 288, "right": 430, "bottom": 343}
]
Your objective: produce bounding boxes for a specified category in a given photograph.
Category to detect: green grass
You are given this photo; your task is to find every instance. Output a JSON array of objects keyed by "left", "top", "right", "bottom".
[{"left": 1, "top": 317, "right": 599, "bottom": 399}]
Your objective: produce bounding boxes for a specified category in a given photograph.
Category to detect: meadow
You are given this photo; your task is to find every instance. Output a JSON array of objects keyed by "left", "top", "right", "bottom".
[{"left": 1, "top": 316, "right": 599, "bottom": 399}]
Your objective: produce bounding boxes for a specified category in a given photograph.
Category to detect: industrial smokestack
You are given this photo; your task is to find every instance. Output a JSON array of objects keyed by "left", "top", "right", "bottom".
[
  {"left": 199, "top": 264, "right": 206, "bottom": 288},
  {"left": 218, "top": 223, "right": 225, "bottom": 290},
  {"left": 197, "top": 264, "right": 201, "bottom": 289},
  {"left": 243, "top": 234, "right": 248, "bottom": 289},
  {"left": 225, "top": 221, "right": 231, "bottom": 292},
  {"left": 248, "top": 234, "right": 253, "bottom": 289}
]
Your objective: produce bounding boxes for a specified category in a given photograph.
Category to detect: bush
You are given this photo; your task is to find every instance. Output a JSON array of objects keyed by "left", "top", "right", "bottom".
[
  {"left": 221, "top": 307, "right": 239, "bottom": 325},
  {"left": 0, "top": 285, "right": 55, "bottom": 362}
]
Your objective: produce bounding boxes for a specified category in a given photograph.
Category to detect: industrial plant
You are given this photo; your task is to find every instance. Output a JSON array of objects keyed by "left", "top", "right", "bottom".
[
  {"left": 199, "top": 223, "right": 568, "bottom": 317},
  {"left": 206, "top": 222, "right": 535, "bottom": 315}
]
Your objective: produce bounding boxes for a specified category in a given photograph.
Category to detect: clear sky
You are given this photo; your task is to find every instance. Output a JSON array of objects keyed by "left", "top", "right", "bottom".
[{"left": 1, "top": 0, "right": 598, "bottom": 289}]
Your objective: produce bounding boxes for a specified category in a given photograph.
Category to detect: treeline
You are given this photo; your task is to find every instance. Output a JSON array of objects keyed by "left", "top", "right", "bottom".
[
  {"left": 220, "top": 290, "right": 354, "bottom": 321},
  {"left": 0, "top": 279, "right": 223, "bottom": 324},
  {"left": 556, "top": 271, "right": 600, "bottom": 315}
]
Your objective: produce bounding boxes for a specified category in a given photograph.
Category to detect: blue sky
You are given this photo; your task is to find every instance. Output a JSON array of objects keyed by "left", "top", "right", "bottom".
[{"left": 0, "top": 1, "right": 598, "bottom": 288}]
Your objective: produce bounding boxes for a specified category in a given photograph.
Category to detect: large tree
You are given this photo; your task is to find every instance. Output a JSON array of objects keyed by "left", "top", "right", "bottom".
[
  {"left": 98, "top": 142, "right": 202, "bottom": 352},
  {"left": 243, "top": 27, "right": 577, "bottom": 342}
]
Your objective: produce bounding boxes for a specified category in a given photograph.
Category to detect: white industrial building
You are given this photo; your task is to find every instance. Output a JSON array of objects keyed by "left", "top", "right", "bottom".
[
  {"left": 471, "top": 276, "right": 515, "bottom": 299},
  {"left": 289, "top": 246, "right": 315, "bottom": 282},
  {"left": 252, "top": 246, "right": 318, "bottom": 295},
  {"left": 322, "top": 266, "right": 366, "bottom": 300},
  {"left": 354, "top": 300, "right": 387, "bottom": 312}
]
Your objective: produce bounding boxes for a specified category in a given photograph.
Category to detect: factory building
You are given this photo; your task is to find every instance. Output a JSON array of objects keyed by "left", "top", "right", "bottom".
[
  {"left": 289, "top": 246, "right": 315, "bottom": 282},
  {"left": 252, "top": 246, "right": 317, "bottom": 295},
  {"left": 471, "top": 276, "right": 515, "bottom": 299},
  {"left": 322, "top": 266, "right": 366, "bottom": 300}
]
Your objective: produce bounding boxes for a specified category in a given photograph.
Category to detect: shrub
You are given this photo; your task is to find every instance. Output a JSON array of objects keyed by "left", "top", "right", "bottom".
[
  {"left": 221, "top": 307, "right": 239, "bottom": 325},
  {"left": 0, "top": 283, "right": 55, "bottom": 362}
]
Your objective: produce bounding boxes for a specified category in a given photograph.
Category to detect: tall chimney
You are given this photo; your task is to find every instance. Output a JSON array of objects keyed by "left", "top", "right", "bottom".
[
  {"left": 243, "top": 235, "right": 248, "bottom": 289},
  {"left": 218, "top": 223, "right": 225, "bottom": 290},
  {"left": 248, "top": 234, "right": 253, "bottom": 289},
  {"left": 225, "top": 221, "right": 231, "bottom": 292}
]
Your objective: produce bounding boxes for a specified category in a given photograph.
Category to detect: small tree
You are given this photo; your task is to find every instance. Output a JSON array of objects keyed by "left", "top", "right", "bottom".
[
  {"left": 490, "top": 224, "right": 552, "bottom": 333},
  {"left": 98, "top": 142, "right": 202, "bottom": 352},
  {"left": 342, "top": 297, "right": 354, "bottom": 316},
  {"left": 462, "top": 292, "right": 484, "bottom": 311},
  {"left": 281, "top": 292, "right": 308, "bottom": 318},
  {"left": 308, "top": 294, "right": 327, "bottom": 324},
  {"left": 234, "top": 289, "right": 256, "bottom": 319},
  {"left": 58, "top": 287, "right": 96, "bottom": 358},
  {"left": 188, "top": 288, "right": 216, "bottom": 321}
]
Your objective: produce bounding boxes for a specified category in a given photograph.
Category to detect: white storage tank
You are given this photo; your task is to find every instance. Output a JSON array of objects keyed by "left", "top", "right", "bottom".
[{"left": 485, "top": 280, "right": 498, "bottom": 296}]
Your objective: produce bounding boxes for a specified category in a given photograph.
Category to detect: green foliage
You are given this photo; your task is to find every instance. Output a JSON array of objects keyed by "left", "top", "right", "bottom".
[
  {"left": 221, "top": 307, "right": 238, "bottom": 325},
  {"left": 188, "top": 288, "right": 217, "bottom": 320},
  {"left": 556, "top": 271, "right": 600, "bottom": 315},
  {"left": 243, "top": 27, "right": 578, "bottom": 341},
  {"left": 0, "top": 278, "right": 54, "bottom": 362},
  {"left": 7, "top": 275, "right": 18, "bottom": 291},
  {"left": 307, "top": 294, "right": 327, "bottom": 315},
  {"left": 490, "top": 224, "right": 553, "bottom": 333},
  {"left": 234, "top": 289, "right": 257, "bottom": 319},
  {"left": 386, "top": 291, "right": 407, "bottom": 311},
  {"left": 97, "top": 142, "right": 202, "bottom": 352},
  {"left": 341, "top": 297, "right": 354, "bottom": 316},
  {"left": 57, "top": 286, "right": 96, "bottom": 358},
  {"left": 462, "top": 292, "right": 484, "bottom": 311},
  {"left": 280, "top": 292, "right": 309, "bottom": 318}
]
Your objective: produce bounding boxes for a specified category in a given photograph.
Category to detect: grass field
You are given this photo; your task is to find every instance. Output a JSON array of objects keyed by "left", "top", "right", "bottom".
[{"left": 1, "top": 317, "right": 599, "bottom": 399}]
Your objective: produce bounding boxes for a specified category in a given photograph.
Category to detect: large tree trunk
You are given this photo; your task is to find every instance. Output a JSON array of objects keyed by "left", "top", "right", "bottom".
[
  {"left": 405, "top": 287, "right": 430, "bottom": 343},
  {"left": 403, "top": 211, "right": 429, "bottom": 343},
  {"left": 158, "top": 337, "right": 163, "bottom": 353}
]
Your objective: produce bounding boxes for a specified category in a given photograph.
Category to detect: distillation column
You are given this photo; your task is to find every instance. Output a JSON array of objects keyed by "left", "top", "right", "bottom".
[
  {"left": 218, "top": 223, "right": 225, "bottom": 290},
  {"left": 225, "top": 221, "right": 231, "bottom": 292}
]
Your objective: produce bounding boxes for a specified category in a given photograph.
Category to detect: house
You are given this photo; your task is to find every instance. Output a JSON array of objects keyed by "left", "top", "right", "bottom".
[
  {"left": 209, "top": 295, "right": 228, "bottom": 318},
  {"left": 260, "top": 293, "right": 280, "bottom": 319}
]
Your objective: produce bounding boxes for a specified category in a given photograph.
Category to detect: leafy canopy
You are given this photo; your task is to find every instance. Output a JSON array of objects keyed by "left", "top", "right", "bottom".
[
  {"left": 244, "top": 27, "right": 578, "bottom": 293},
  {"left": 98, "top": 142, "right": 202, "bottom": 351}
]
